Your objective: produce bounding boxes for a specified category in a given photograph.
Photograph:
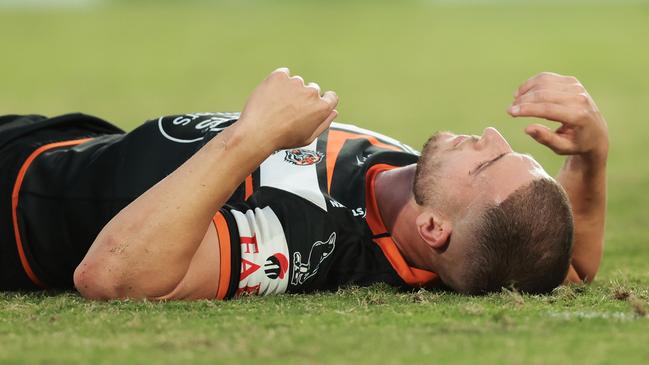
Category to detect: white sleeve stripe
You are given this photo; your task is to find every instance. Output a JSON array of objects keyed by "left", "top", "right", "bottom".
[{"left": 231, "top": 207, "right": 290, "bottom": 296}]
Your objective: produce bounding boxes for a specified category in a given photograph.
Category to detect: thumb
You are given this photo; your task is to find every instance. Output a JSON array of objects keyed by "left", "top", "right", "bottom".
[
  {"left": 307, "top": 110, "right": 337, "bottom": 142},
  {"left": 525, "top": 123, "right": 574, "bottom": 154}
]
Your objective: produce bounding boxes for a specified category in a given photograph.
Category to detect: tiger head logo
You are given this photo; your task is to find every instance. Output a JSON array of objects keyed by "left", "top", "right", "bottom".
[{"left": 284, "top": 149, "right": 324, "bottom": 166}]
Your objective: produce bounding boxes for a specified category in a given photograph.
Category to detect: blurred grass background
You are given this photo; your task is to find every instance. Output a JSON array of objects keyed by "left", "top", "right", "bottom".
[
  {"left": 1, "top": 0, "right": 648, "bottom": 364},
  {"left": 1, "top": 0, "right": 647, "bottom": 278}
]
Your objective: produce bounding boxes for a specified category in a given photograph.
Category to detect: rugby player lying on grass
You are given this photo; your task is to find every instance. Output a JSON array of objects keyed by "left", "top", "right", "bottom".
[{"left": 0, "top": 69, "right": 607, "bottom": 299}]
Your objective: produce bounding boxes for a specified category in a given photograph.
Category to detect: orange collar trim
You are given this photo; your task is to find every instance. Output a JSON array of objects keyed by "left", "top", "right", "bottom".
[{"left": 365, "top": 164, "right": 438, "bottom": 287}]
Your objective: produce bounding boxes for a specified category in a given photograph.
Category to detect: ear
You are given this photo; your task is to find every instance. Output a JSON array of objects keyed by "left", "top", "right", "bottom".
[{"left": 415, "top": 210, "right": 452, "bottom": 250}]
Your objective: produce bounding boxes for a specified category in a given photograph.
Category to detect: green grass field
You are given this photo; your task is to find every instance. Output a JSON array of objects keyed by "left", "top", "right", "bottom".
[{"left": 1, "top": 1, "right": 648, "bottom": 364}]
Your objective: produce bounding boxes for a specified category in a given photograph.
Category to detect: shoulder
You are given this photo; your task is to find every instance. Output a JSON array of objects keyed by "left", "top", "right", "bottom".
[{"left": 328, "top": 122, "right": 420, "bottom": 155}]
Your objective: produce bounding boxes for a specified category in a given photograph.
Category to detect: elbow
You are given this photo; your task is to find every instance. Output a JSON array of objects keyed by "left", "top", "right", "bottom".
[
  {"left": 74, "top": 233, "right": 182, "bottom": 300},
  {"left": 74, "top": 261, "right": 118, "bottom": 300},
  {"left": 74, "top": 236, "right": 132, "bottom": 300},
  {"left": 74, "top": 259, "right": 129, "bottom": 300}
]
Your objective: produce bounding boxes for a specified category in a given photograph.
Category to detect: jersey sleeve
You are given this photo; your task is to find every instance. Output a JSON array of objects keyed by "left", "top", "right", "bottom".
[{"left": 213, "top": 187, "right": 405, "bottom": 299}]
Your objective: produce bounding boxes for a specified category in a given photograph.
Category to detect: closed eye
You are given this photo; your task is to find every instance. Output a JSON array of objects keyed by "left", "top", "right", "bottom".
[
  {"left": 470, "top": 153, "right": 508, "bottom": 176},
  {"left": 477, "top": 160, "right": 490, "bottom": 169}
]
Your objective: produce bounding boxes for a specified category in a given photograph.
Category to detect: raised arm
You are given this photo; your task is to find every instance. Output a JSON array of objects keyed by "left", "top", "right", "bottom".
[
  {"left": 74, "top": 68, "right": 338, "bottom": 299},
  {"left": 507, "top": 72, "right": 608, "bottom": 283}
]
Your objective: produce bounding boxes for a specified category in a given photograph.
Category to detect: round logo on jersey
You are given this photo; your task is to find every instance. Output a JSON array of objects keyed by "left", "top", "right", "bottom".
[
  {"left": 264, "top": 253, "right": 289, "bottom": 280},
  {"left": 157, "top": 112, "right": 239, "bottom": 143},
  {"left": 284, "top": 149, "right": 323, "bottom": 166}
]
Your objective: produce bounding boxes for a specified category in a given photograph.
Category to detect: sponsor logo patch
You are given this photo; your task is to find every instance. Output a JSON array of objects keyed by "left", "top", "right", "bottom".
[
  {"left": 291, "top": 232, "right": 336, "bottom": 285},
  {"left": 284, "top": 148, "right": 324, "bottom": 166},
  {"left": 157, "top": 112, "right": 239, "bottom": 143},
  {"left": 231, "top": 208, "right": 291, "bottom": 296},
  {"left": 264, "top": 253, "right": 289, "bottom": 280}
]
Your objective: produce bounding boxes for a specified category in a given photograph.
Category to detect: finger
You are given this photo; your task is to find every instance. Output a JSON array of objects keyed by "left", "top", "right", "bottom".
[
  {"left": 515, "top": 72, "right": 579, "bottom": 98},
  {"left": 514, "top": 90, "right": 588, "bottom": 107},
  {"left": 321, "top": 90, "right": 339, "bottom": 110},
  {"left": 516, "top": 72, "right": 563, "bottom": 97},
  {"left": 290, "top": 75, "right": 305, "bottom": 86},
  {"left": 524, "top": 123, "right": 575, "bottom": 154},
  {"left": 306, "top": 82, "right": 321, "bottom": 96},
  {"left": 516, "top": 72, "right": 578, "bottom": 97},
  {"left": 508, "top": 102, "right": 584, "bottom": 126},
  {"left": 307, "top": 110, "right": 337, "bottom": 142},
  {"left": 272, "top": 67, "right": 290, "bottom": 78},
  {"left": 517, "top": 83, "right": 586, "bottom": 101},
  {"left": 517, "top": 80, "right": 581, "bottom": 100},
  {"left": 322, "top": 109, "right": 338, "bottom": 127}
]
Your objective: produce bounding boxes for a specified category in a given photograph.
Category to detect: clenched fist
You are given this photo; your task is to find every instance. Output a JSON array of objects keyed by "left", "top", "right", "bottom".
[
  {"left": 238, "top": 67, "right": 339, "bottom": 151},
  {"left": 508, "top": 72, "right": 609, "bottom": 162}
]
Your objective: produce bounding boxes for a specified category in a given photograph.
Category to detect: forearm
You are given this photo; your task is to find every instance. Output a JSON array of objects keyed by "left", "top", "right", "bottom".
[
  {"left": 78, "top": 122, "right": 272, "bottom": 297},
  {"left": 75, "top": 68, "right": 338, "bottom": 300},
  {"left": 558, "top": 151, "right": 607, "bottom": 282}
]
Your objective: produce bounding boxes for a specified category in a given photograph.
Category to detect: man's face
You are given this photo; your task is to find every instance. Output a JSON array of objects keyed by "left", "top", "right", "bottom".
[
  {"left": 415, "top": 127, "right": 555, "bottom": 290},
  {"left": 420, "top": 127, "right": 550, "bottom": 217}
]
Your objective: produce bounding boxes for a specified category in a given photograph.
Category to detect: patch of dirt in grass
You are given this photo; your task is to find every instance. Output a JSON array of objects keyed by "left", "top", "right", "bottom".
[
  {"left": 408, "top": 289, "right": 441, "bottom": 304},
  {"left": 629, "top": 296, "right": 647, "bottom": 317},
  {"left": 610, "top": 285, "right": 647, "bottom": 317},
  {"left": 612, "top": 287, "right": 631, "bottom": 301},
  {"left": 500, "top": 288, "right": 525, "bottom": 307}
]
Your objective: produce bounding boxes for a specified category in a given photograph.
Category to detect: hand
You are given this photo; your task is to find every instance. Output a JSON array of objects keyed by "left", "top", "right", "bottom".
[
  {"left": 507, "top": 72, "right": 608, "bottom": 161},
  {"left": 238, "top": 67, "right": 339, "bottom": 150}
]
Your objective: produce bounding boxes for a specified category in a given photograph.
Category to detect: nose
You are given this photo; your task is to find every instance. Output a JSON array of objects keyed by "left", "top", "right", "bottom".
[{"left": 475, "top": 127, "right": 513, "bottom": 152}]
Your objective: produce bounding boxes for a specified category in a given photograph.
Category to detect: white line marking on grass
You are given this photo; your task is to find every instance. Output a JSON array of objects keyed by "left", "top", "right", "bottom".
[
  {"left": 0, "top": 0, "right": 103, "bottom": 9},
  {"left": 548, "top": 311, "right": 640, "bottom": 321},
  {"left": 420, "top": 0, "right": 649, "bottom": 5}
]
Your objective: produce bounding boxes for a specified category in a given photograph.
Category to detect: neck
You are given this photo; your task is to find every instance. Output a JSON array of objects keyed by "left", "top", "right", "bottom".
[
  {"left": 375, "top": 164, "right": 436, "bottom": 271},
  {"left": 374, "top": 164, "right": 416, "bottom": 232}
]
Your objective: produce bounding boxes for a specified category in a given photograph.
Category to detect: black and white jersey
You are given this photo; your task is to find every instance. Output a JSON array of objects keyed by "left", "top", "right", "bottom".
[
  {"left": 1, "top": 112, "right": 439, "bottom": 293},
  {"left": 152, "top": 112, "right": 420, "bottom": 212},
  {"left": 213, "top": 172, "right": 439, "bottom": 300},
  {"left": 213, "top": 187, "right": 407, "bottom": 299}
]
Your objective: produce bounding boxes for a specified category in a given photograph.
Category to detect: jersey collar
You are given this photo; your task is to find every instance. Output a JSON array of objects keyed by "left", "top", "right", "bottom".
[{"left": 364, "top": 163, "right": 439, "bottom": 288}]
